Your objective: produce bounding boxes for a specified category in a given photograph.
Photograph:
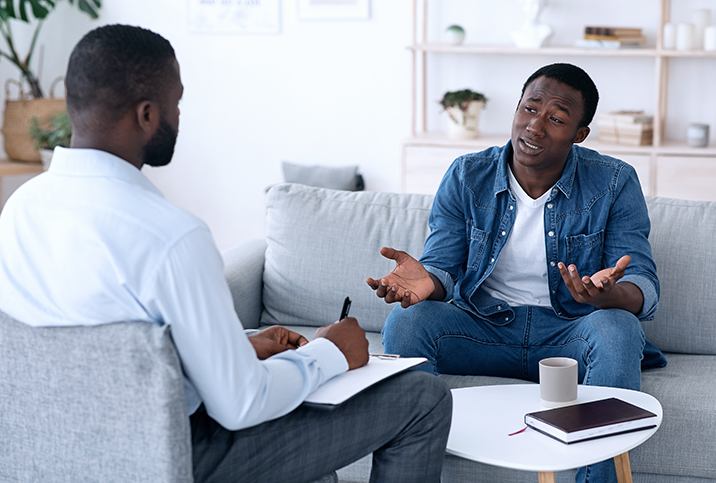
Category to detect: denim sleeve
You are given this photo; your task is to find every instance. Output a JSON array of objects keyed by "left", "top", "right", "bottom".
[
  {"left": 419, "top": 158, "right": 470, "bottom": 300},
  {"left": 606, "top": 165, "right": 660, "bottom": 321}
]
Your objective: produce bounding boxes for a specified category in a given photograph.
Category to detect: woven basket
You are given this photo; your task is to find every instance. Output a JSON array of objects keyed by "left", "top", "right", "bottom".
[{"left": 2, "top": 78, "right": 66, "bottom": 162}]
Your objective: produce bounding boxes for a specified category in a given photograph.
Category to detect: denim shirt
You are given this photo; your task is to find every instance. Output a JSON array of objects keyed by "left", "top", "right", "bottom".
[{"left": 420, "top": 141, "right": 659, "bottom": 325}]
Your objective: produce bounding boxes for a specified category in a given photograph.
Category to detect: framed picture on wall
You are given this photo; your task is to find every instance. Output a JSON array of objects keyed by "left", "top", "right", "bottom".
[
  {"left": 188, "top": 0, "right": 281, "bottom": 34},
  {"left": 297, "top": 0, "right": 370, "bottom": 20}
]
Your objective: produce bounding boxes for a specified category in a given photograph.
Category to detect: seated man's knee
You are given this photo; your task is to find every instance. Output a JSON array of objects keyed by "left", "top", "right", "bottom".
[
  {"left": 382, "top": 302, "right": 438, "bottom": 356},
  {"left": 582, "top": 308, "right": 644, "bottom": 351}
]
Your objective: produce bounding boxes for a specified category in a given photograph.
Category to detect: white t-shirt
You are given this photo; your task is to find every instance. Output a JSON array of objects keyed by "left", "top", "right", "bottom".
[
  {"left": 481, "top": 167, "right": 552, "bottom": 307},
  {"left": 0, "top": 147, "right": 348, "bottom": 431}
]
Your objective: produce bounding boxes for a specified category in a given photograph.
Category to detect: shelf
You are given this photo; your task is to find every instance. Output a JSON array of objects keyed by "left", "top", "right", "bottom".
[
  {"left": 409, "top": 44, "right": 716, "bottom": 59},
  {"left": 404, "top": 133, "right": 716, "bottom": 157},
  {"left": 0, "top": 158, "right": 44, "bottom": 177}
]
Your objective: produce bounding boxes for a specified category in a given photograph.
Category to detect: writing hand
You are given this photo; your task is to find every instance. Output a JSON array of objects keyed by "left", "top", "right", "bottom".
[
  {"left": 366, "top": 247, "right": 437, "bottom": 308},
  {"left": 248, "top": 325, "right": 308, "bottom": 360},
  {"left": 558, "top": 255, "right": 632, "bottom": 308},
  {"left": 315, "top": 317, "right": 369, "bottom": 370}
]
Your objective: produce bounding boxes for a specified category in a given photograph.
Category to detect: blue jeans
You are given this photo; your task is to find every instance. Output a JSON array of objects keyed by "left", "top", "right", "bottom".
[{"left": 382, "top": 301, "right": 646, "bottom": 483}]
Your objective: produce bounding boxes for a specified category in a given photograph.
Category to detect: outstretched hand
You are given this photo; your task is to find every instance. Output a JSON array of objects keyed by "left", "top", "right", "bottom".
[
  {"left": 366, "top": 247, "right": 438, "bottom": 308},
  {"left": 248, "top": 325, "right": 308, "bottom": 360},
  {"left": 558, "top": 255, "right": 632, "bottom": 308}
]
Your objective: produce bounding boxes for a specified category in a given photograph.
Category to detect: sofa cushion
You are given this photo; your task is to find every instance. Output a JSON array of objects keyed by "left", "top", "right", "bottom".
[
  {"left": 631, "top": 353, "right": 716, "bottom": 479},
  {"left": 0, "top": 313, "right": 192, "bottom": 483},
  {"left": 645, "top": 197, "right": 716, "bottom": 354},
  {"left": 262, "top": 184, "right": 433, "bottom": 332}
]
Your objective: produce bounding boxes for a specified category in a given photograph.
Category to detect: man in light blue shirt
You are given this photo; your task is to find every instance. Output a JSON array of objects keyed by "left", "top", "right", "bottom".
[{"left": 0, "top": 24, "right": 451, "bottom": 483}]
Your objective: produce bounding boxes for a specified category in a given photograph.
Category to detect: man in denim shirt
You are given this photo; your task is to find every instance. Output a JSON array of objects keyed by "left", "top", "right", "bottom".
[{"left": 368, "top": 63, "right": 660, "bottom": 483}]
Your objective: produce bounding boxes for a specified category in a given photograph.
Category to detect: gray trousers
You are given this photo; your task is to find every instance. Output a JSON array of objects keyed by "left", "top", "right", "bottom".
[{"left": 191, "top": 370, "right": 452, "bottom": 483}]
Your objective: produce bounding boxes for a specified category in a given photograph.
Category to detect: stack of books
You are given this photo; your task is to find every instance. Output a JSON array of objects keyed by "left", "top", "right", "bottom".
[
  {"left": 597, "top": 111, "right": 653, "bottom": 146},
  {"left": 576, "top": 26, "right": 646, "bottom": 49}
]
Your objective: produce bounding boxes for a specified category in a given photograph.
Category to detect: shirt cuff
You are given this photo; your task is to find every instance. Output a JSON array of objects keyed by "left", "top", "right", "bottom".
[
  {"left": 424, "top": 265, "right": 455, "bottom": 301},
  {"left": 296, "top": 337, "right": 349, "bottom": 381},
  {"left": 620, "top": 274, "right": 658, "bottom": 321}
]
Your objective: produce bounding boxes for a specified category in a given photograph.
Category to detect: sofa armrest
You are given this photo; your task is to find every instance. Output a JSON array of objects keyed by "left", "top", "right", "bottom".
[{"left": 222, "top": 239, "right": 267, "bottom": 330}]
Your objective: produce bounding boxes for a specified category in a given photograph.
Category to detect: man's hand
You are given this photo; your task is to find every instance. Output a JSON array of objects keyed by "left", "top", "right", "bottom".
[
  {"left": 366, "top": 247, "right": 442, "bottom": 308},
  {"left": 315, "top": 317, "right": 369, "bottom": 370},
  {"left": 558, "top": 255, "right": 643, "bottom": 314},
  {"left": 248, "top": 325, "right": 308, "bottom": 360}
]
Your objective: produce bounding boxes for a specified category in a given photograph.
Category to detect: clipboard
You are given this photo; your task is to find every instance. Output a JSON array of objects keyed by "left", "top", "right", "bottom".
[{"left": 302, "top": 355, "right": 427, "bottom": 409}]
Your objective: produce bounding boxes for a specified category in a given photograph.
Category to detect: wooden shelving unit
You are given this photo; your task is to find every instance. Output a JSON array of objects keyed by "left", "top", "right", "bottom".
[{"left": 403, "top": 0, "right": 716, "bottom": 201}]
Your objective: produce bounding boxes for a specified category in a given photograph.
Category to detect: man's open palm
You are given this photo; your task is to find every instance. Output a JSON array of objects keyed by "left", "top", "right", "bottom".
[{"left": 366, "top": 247, "right": 435, "bottom": 308}]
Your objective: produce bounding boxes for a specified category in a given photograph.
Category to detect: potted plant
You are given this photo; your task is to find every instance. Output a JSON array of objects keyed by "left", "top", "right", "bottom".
[
  {"left": 0, "top": 0, "right": 100, "bottom": 162},
  {"left": 440, "top": 89, "right": 487, "bottom": 140},
  {"left": 29, "top": 108, "right": 70, "bottom": 167}
]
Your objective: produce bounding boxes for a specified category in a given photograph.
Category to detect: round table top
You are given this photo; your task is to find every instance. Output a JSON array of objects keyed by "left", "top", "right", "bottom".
[{"left": 446, "top": 384, "right": 662, "bottom": 472}]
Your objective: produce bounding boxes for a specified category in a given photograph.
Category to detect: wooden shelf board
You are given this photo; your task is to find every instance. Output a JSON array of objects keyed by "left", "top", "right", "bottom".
[
  {"left": 0, "top": 159, "right": 44, "bottom": 177},
  {"left": 409, "top": 44, "right": 716, "bottom": 59},
  {"left": 404, "top": 133, "right": 716, "bottom": 157}
]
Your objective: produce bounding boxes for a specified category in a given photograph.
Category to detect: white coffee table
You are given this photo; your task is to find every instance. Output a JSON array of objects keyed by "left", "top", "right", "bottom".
[{"left": 447, "top": 384, "right": 662, "bottom": 483}]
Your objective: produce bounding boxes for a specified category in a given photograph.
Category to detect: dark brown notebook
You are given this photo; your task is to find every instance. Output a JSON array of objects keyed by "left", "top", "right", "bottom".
[{"left": 524, "top": 397, "right": 658, "bottom": 444}]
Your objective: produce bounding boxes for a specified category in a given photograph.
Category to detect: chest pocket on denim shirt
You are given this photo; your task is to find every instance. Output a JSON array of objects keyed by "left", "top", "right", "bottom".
[
  {"left": 467, "top": 224, "right": 490, "bottom": 271},
  {"left": 565, "top": 231, "right": 605, "bottom": 277}
]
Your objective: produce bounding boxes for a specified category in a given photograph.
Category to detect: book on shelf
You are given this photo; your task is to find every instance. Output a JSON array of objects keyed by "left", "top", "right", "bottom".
[
  {"left": 585, "top": 26, "right": 642, "bottom": 37},
  {"left": 597, "top": 111, "right": 654, "bottom": 146},
  {"left": 574, "top": 39, "right": 643, "bottom": 50},
  {"left": 583, "top": 34, "right": 646, "bottom": 45},
  {"left": 524, "top": 397, "right": 658, "bottom": 444}
]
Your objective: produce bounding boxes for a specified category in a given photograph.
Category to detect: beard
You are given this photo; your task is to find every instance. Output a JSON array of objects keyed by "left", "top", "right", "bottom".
[{"left": 142, "top": 118, "right": 177, "bottom": 167}]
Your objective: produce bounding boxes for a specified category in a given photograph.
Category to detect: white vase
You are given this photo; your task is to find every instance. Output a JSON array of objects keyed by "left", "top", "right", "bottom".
[
  {"left": 446, "top": 101, "right": 484, "bottom": 140},
  {"left": 39, "top": 149, "right": 53, "bottom": 169}
]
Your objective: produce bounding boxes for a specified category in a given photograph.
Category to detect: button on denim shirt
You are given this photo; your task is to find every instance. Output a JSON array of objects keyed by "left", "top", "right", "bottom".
[{"left": 420, "top": 142, "right": 659, "bottom": 325}]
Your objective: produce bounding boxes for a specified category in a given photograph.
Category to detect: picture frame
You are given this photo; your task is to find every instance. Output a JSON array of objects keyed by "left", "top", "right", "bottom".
[
  {"left": 188, "top": 0, "right": 281, "bottom": 34},
  {"left": 297, "top": 0, "right": 370, "bottom": 20}
]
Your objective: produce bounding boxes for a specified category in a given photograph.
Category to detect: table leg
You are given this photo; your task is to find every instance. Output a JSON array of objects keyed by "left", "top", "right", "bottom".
[
  {"left": 538, "top": 472, "right": 556, "bottom": 483},
  {"left": 614, "top": 451, "right": 633, "bottom": 483}
]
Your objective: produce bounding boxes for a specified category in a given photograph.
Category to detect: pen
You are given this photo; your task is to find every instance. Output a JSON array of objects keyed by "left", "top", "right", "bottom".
[{"left": 340, "top": 296, "right": 351, "bottom": 320}]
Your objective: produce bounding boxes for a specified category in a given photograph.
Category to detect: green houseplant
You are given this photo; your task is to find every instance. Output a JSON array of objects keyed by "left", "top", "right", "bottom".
[
  {"left": 0, "top": 0, "right": 101, "bottom": 99},
  {"left": 29, "top": 108, "right": 69, "bottom": 167},
  {"left": 0, "top": 0, "right": 100, "bottom": 161},
  {"left": 439, "top": 89, "right": 487, "bottom": 140}
]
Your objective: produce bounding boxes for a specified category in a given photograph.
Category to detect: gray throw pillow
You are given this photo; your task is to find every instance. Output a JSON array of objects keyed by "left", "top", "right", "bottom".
[{"left": 282, "top": 161, "right": 361, "bottom": 191}]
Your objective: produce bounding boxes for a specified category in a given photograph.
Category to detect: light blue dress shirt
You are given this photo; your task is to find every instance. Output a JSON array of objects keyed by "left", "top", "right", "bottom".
[{"left": 0, "top": 147, "right": 348, "bottom": 431}]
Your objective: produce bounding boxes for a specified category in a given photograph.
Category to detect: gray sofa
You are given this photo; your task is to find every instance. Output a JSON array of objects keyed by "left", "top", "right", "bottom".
[{"left": 224, "top": 183, "right": 716, "bottom": 483}]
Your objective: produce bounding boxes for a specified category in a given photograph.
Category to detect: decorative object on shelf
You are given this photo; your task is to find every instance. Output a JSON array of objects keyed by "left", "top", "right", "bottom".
[
  {"left": 662, "top": 23, "right": 676, "bottom": 49},
  {"left": 440, "top": 89, "right": 487, "bottom": 140},
  {"left": 297, "top": 0, "right": 370, "bottom": 20},
  {"left": 597, "top": 111, "right": 653, "bottom": 146},
  {"left": 0, "top": 0, "right": 100, "bottom": 162},
  {"left": 687, "top": 123, "right": 710, "bottom": 148},
  {"left": 444, "top": 24, "right": 465, "bottom": 45},
  {"left": 676, "top": 23, "right": 695, "bottom": 51},
  {"left": 691, "top": 9, "right": 711, "bottom": 50},
  {"left": 30, "top": 109, "right": 70, "bottom": 168},
  {"left": 704, "top": 26, "right": 716, "bottom": 51},
  {"left": 510, "top": 0, "right": 553, "bottom": 48}
]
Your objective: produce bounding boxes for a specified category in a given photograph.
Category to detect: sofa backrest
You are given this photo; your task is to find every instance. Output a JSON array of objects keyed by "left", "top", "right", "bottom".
[
  {"left": 262, "top": 183, "right": 432, "bottom": 332},
  {"left": 0, "top": 312, "right": 193, "bottom": 482},
  {"left": 262, "top": 184, "right": 716, "bottom": 355},
  {"left": 645, "top": 197, "right": 716, "bottom": 355}
]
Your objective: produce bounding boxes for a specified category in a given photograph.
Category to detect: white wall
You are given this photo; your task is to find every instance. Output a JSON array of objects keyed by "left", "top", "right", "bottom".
[{"left": 2, "top": 0, "right": 715, "bottom": 250}]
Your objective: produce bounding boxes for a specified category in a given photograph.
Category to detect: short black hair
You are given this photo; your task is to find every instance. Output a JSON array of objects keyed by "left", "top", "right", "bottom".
[
  {"left": 66, "top": 24, "right": 177, "bottom": 129},
  {"left": 520, "top": 63, "right": 599, "bottom": 128}
]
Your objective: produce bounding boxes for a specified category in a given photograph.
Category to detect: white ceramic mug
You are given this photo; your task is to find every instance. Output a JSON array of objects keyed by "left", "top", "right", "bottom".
[{"left": 539, "top": 357, "right": 578, "bottom": 408}]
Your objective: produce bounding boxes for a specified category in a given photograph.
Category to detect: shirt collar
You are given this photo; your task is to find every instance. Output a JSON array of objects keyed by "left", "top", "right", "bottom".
[
  {"left": 495, "top": 141, "right": 577, "bottom": 199},
  {"left": 48, "top": 147, "right": 164, "bottom": 198}
]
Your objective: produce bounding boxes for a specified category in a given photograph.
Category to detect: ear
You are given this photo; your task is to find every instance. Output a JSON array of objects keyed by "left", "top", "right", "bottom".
[
  {"left": 134, "top": 100, "right": 160, "bottom": 137},
  {"left": 573, "top": 126, "right": 590, "bottom": 144}
]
